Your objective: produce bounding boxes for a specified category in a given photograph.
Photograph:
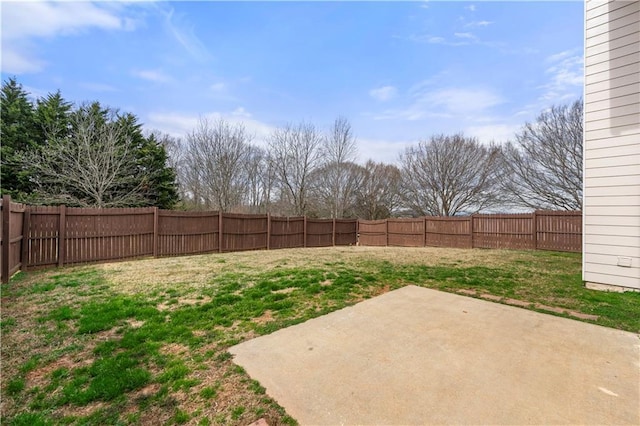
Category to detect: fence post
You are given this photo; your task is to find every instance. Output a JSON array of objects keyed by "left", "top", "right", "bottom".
[
  {"left": 532, "top": 211, "right": 538, "bottom": 250},
  {"left": 1, "top": 195, "right": 11, "bottom": 283},
  {"left": 332, "top": 218, "right": 336, "bottom": 246},
  {"left": 266, "top": 213, "right": 271, "bottom": 250},
  {"left": 58, "top": 205, "right": 66, "bottom": 267},
  {"left": 470, "top": 214, "right": 476, "bottom": 249},
  {"left": 153, "top": 207, "right": 159, "bottom": 257},
  {"left": 423, "top": 217, "right": 427, "bottom": 247},
  {"left": 218, "top": 211, "right": 223, "bottom": 253},
  {"left": 21, "top": 208, "right": 30, "bottom": 271},
  {"left": 386, "top": 218, "right": 389, "bottom": 246},
  {"left": 303, "top": 216, "right": 307, "bottom": 248}
]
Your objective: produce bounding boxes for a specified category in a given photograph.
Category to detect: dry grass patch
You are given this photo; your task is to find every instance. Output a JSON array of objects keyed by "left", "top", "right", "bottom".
[{"left": 99, "top": 247, "right": 528, "bottom": 294}]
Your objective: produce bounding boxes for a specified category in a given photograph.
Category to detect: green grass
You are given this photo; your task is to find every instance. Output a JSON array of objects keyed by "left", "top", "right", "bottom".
[{"left": 2, "top": 247, "right": 639, "bottom": 426}]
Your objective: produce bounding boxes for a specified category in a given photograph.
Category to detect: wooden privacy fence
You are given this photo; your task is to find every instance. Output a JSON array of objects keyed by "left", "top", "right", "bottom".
[
  {"left": 358, "top": 211, "right": 582, "bottom": 252},
  {"left": 0, "top": 195, "right": 358, "bottom": 282},
  {"left": 1, "top": 195, "right": 582, "bottom": 283}
]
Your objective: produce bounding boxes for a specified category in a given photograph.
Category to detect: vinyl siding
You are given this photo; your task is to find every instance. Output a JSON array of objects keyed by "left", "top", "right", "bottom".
[{"left": 584, "top": 0, "right": 640, "bottom": 290}]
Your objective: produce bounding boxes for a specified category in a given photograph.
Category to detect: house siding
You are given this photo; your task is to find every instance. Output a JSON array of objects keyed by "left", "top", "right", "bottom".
[{"left": 584, "top": 0, "right": 640, "bottom": 291}]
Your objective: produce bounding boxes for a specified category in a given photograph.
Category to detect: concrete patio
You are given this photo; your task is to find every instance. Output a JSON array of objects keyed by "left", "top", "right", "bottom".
[{"left": 230, "top": 285, "right": 640, "bottom": 425}]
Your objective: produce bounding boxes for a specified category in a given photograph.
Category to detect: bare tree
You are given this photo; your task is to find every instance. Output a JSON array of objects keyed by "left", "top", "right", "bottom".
[
  {"left": 314, "top": 116, "right": 360, "bottom": 218},
  {"left": 501, "top": 99, "right": 583, "bottom": 210},
  {"left": 354, "top": 160, "right": 402, "bottom": 219},
  {"left": 268, "top": 122, "right": 324, "bottom": 216},
  {"left": 400, "top": 134, "right": 502, "bottom": 216},
  {"left": 244, "top": 145, "right": 274, "bottom": 214},
  {"left": 308, "top": 161, "right": 363, "bottom": 218},
  {"left": 25, "top": 104, "right": 146, "bottom": 207},
  {"left": 184, "top": 118, "right": 253, "bottom": 212}
]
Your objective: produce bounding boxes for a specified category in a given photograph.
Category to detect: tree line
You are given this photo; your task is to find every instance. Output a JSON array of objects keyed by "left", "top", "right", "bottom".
[{"left": 1, "top": 77, "right": 583, "bottom": 217}]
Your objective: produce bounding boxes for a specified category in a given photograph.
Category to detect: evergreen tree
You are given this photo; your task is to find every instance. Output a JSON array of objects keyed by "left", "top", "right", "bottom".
[
  {"left": 35, "top": 90, "right": 73, "bottom": 143},
  {"left": 116, "top": 113, "right": 178, "bottom": 209},
  {"left": 0, "top": 77, "right": 38, "bottom": 197},
  {"left": 142, "top": 132, "right": 179, "bottom": 209}
]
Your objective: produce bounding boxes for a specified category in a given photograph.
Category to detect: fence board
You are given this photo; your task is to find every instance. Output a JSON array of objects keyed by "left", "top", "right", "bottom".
[
  {"left": 425, "top": 217, "right": 473, "bottom": 249},
  {"left": 358, "top": 220, "right": 387, "bottom": 246},
  {"left": 26, "top": 205, "right": 60, "bottom": 268},
  {"left": 270, "top": 217, "right": 304, "bottom": 249},
  {"left": 388, "top": 218, "right": 424, "bottom": 247},
  {"left": 335, "top": 219, "right": 358, "bottom": 246},
  {"left": 536, "top": 211, "right": 582, "bottom": 252},
  {"left": 158, "top": 210, "right": 220, "bottom": 256},
  {"left": 472, "top": 214, "right": 535, "bottom": 250},
  {"left": 64, "top": 208, "right": 155, "bottom": 264},
  {"left": 306, "top": 219, "right": 334, "bottom": 247},
  {"left": 221, "top": 213, "right": 268, "bottom": 252}
]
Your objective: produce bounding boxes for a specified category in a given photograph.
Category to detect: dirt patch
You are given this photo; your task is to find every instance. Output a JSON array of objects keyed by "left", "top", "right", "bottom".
[
  {"left": 371, "top": 284, "right": 391, "bottom": 298},
  {"left": 504, "top": 298, "right": 532, "bottom": 308},
  {"left": 569, "top": 311, "right": 599, "bottom": 321},
  {"left": 252, "top": 310, "right": 274, "bottom": 325},
  {"left": 160, "top": 343, "right": 190, "bottom": 357},
  {"left": 57, "top": 401, "right": 106, "bottom": 419},
  {"left": 480, "top": 293, "right": 502, "bottom": 302},
  {"left": 272, "top": 287, "right": 297, "bottom": 294},
  {"left": 179, "top": 296, "right": 210, "bottom": 306},
  {"left": 535, "top": 304, "right": 567, "bottom": 314},
  {"left": 157, "top": 296, "right": 211, "bottom": 312},
  {"left": 127, "top": 319, "right": 145, "bottom": 328},
  {"left": 26, "top": 354, "right": 94, "bottom": 388}
]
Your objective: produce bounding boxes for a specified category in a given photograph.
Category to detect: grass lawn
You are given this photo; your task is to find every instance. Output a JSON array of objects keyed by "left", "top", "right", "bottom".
[{"left": 1, "top": 246, "right": 639, "bottom": 425}]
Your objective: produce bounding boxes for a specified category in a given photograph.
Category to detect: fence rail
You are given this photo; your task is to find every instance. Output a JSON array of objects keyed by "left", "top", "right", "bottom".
[{"left": 1, "top": 195, "right": 582, "bottom": 283}]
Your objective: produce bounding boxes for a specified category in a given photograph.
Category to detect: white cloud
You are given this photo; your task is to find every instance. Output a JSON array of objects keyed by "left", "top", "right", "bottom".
[
  {"left": 408, "top": 31, "right": 497, "bottom": 48},
  {"left": 210, "top": 82, "right": 226, "bottom": 92},
  {"left": 454, "top": 32, "right": 477, "bottom": 40},
  {"left": 1, "top": 2, "right": 124, "bottom": 41},
  {"left": 465, "top": 20, "right": 494, "bottom": 28},
  {"left": 372, "top": 86, "right": 504, "bottom": 123},
  {"left": 132, "top": 69, "right": 172, "bottom": 83},
  {"left": 369, "top": 86, "right": 398, "bottom": 102},
  {"left": 1, "top": 1, "right": 137, "bottom": 74},
  {"left": 408, "top": 34, "right": 450, "bottom": 45},
  {"left": 466, "top": 5, "right": 477, "bottom": 12},
  {"left": 160, "top": 6, "right": 211, "bottom": 62},
  {"left": 232, "top": 107, "right": 252, "bottom": 118},
  {"left": 545, "top": 50, "right": 573, "bottom": 63},
  {"left": 0, "top": 48, "right": 45, "bottom": 74},
  {"left": 466, "top": 124, "right": 521, "bottom": 144},
  {"left": 413, "top": 87, "right": 504, "bottom": 115},
  {"left": 357, "top": 138, "right": 414, "bottom": 164},
  {"left": 145, "top": 109, "right": 276, "bottom": 149},
  {"left": 538, "top": 49, "right": 583, "bottom": 102}
]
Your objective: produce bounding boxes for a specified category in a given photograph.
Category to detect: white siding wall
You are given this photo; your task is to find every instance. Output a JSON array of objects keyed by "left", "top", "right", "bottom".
[{"left": 584, "top": 0, "right": 640, "bottom": 290}]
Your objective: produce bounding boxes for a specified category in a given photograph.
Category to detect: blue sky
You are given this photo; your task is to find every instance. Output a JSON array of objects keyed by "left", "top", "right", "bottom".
[{"left": 1, "top": 1, "right": 584, "bottom": 163}]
